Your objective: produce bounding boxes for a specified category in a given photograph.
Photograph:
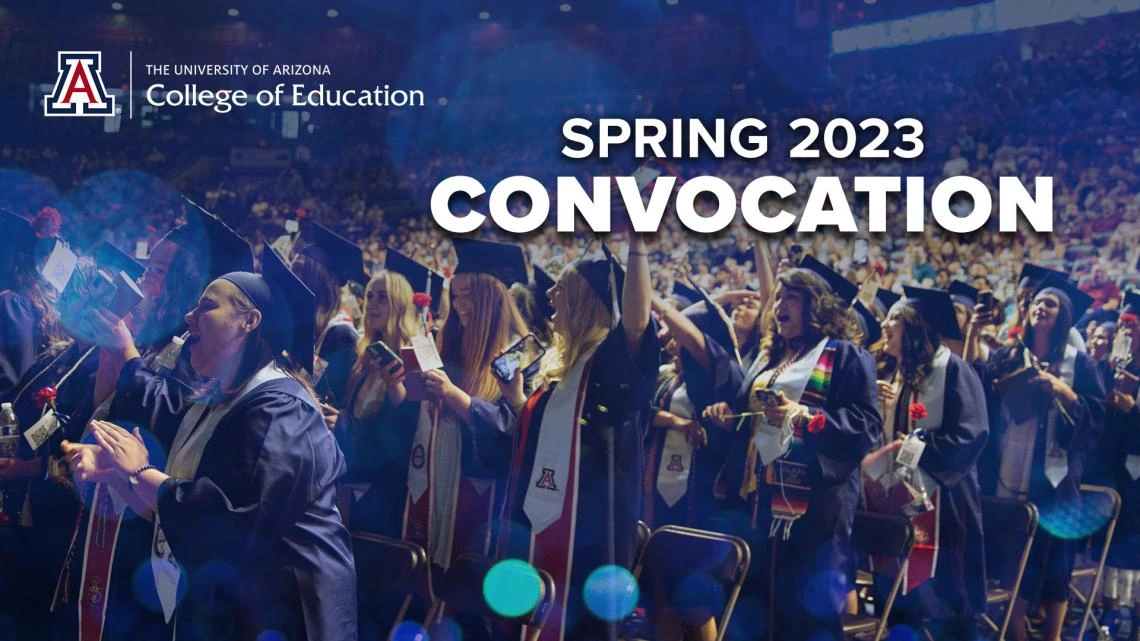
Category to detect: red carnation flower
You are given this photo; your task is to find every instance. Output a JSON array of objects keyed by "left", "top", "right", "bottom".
[
  {"left": 0, "top": 513, "right": 11, "bottom": 528},
  {"left": 1008, "top": 326, "right": 1025, "bottom": 340},
  {"left": 1121, "top": 313, "right": 1139, "bottom": 327},
  {"left": 806, "top": 414, "right": 826, "bottom": 434},
  {"left": 31, "top": 207, "right": 62, "bottom": 239},
  {"left": 412, "top": 292, "right": 433, "bottom": 309},
  {"left": 34, "top": 386, "right": 57, "bottom": 410},
  {"left": 909, "top": 402, "right": 928, "bottom": 422},
  {"left": 295, "top": 208, "right": 308, "bottom": 219}
]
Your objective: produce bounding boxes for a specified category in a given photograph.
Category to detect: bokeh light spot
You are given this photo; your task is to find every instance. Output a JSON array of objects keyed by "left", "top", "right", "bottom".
[
  {"left": 583, "top": 565, "right": 639, "bottom": 622},
  {"left": 483, "top": 559, "right": 542, "bottom": 617},
  {"left": 391, "top": 621, "right": 430, "bottom": 641}
]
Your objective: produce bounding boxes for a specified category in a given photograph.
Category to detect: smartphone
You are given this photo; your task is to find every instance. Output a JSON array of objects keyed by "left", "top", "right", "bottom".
[
  {"left": 106, "top": 270, "right": 144, "bottom": 318},
  {"left": 853, "top": 239, "right": 869, "bottom": 266},
  {"left": 977, "top": 290, "right": 995, "bottom": 310},
  {"left": 754, "top": 388, "right": 783, "bottom": 407},
  {"left": 365, "top": 340, "right": 402, "bottom": 367},
  {"left": 491, "top": 334, "right": 545, "bottom": 383}
]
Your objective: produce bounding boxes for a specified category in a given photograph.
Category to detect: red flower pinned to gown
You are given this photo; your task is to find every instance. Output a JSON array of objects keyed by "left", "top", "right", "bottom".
[
  {"left": 909, "top": 402, "right": 928, "bottom": 422},
  {"left": 805, "top": 413, "right": 827, "bottom": 434},
  {"left": 412, "top": 292, "right": 433, "bottom": 309},
  {"left": 31, "top": 207, "right": 62, "bottom": 239},
  {"left": 34, "top": 386, "right": 57, "bottom": 410}
]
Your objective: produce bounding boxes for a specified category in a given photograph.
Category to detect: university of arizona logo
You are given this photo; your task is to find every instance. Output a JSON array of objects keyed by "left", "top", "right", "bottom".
[
  {"left": 667, "top": 455, "right": 685, "bottom": 472},
  {"left": 535, "top": 468, "right": 558, "bottom": 491},
  {"left": 44, "top": 51, "right": 116, "bottom": 117},
  {"left": 411, "top": 444, "right": 426, "bottom": 470}
]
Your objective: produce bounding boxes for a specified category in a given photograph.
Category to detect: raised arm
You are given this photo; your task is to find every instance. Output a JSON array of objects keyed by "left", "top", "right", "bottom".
[{"left": 623, "top": 231, "right": 652, "bottom": 353}]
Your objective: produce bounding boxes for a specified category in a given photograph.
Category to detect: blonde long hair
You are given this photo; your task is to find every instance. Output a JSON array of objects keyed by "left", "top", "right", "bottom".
[
  {"left": 347, "top": 271, "right": 421, "bottom": 394},
  {"left": 544, "top": 265, "right": 612, "bottom": 385},
  {"left": 439, "top": 273, "right": 528, "bottom": 402}
]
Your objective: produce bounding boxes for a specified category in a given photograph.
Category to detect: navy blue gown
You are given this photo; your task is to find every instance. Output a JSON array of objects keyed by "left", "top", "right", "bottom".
[{"left": 112, "top": 357, "right": 358, "bottom": 641}]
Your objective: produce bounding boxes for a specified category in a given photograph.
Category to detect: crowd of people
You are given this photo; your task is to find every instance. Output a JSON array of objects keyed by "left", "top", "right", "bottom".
[{"left": 0, "top": 14, "right": 1138, "bottom": 641}]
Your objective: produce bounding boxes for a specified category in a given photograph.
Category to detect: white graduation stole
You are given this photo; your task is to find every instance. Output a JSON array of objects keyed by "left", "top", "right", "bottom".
[
  {"left": 656, "top": 386, "right": 694, "bottom": 508},
  {"left": 523, "top": 350, "right": 593, "bottom": 535},
  {"left": 750, "top": 338, "right": 829, "bottom": 466},
  {"left": 997, "top": 344, "right": 1077, "bottom": 496},
  {"left": 152, "top": 363, "right": 289, "bottom": 623}
]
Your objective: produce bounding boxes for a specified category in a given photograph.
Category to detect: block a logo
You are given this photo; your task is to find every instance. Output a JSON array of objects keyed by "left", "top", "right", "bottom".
[{"left": 44, "top": 51, "right": 116, "bottom": 117}]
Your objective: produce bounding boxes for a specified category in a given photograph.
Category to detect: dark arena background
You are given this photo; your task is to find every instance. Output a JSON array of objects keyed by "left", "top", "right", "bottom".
[{"left": 1, "top": 1, "right": 1139, "bottom": 641}]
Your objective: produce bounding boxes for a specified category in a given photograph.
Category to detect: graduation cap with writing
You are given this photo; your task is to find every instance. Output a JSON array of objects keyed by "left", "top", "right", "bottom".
[
  {"left": 1034, "top": 273, "right": 1094, "bottom": 323},
  {"left": 164, "top": 198, "right": 254, "bottom": 281},
  {"left": 799, "top": 255, "right": 859, "bottom": 305},
  {"left": 532, "top": 266, "right": 556, "bottom": 321},
  {"left": 222, "top": 243, "right": 316, "bottom": 373},
  {"left": 452, "top": 238, "right": 528, "bottom": 287},
  {"left": 92, "top": 241, "right": 145, "bottom": 282},
  {"left": 947, "top": 280, "right": 980, "bottom": 308},
  {"left": 299, "top": 223, "right": 368, "bottom": 286},
  {"left": 1018, "top": 263, "right": 1067, "bottom": 290},
  {"left": 902, "top": 286, "right": 964, "bottom": 341},
  {"left": 384, "top": 248, "right": 445, "bottom": 314},
  {"left": 852, "top": 299, "right": 882, "bottom": 347}
]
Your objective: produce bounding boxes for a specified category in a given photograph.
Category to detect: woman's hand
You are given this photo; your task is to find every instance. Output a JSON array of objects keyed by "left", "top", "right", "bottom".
[
  {"left": 61, "top": 439, "right": 119, "bottom": 484},
  {"left": 1031, "top": 371, "right": 1078, "bottom": 406},
  {"left": 424, "top": 369, "right": 471, "bottom": 415},
  {"left": 319, "top": 402, "right": 340, "bottom": 431},
  {"left": 493, "top": 362, "right": 528, "bottom": 412},
  {"left": 877, "top": 380, "right": 897, "bottom": 404},
  {"left": 759, "top": 390, "right": 805, "bottom": 425},
  {"left": 89, "top": 308, "right": 138, "bottom": 358},
  {"left": 675, "top": 420, "right": 708, "bottom": 449},
  {"left": 701, "top": 402, "right": 733, "bottom": 428},
  {"left": 1110, "top": 390, "right": 1136, "bottom": 414},
  {"left": 379, "top": 360, "right": 405, "bottom": 386},
  {"left": 89, "top": 421, "right": 150, "bottom": 476}
]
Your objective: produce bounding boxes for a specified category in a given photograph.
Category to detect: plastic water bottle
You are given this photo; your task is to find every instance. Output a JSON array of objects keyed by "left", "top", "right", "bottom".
[
  {"left": 155, "top": 335, "right": 185, "bottom": 372},
  {"left": 0, "top": 403, "right": 19, "bottom": 458}
]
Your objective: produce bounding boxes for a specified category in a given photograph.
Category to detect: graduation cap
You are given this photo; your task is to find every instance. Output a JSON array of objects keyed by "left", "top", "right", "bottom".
[
  {"left": 299, "top": 223, "right": 368, "bottom": 286},
  {"left": 1034, "top": 274, "right": 1094, "bottom": 323},
  {"left": 672, "top": 280, "right": 701, "bottom": 308},
  {"left": 947, "top": 280, "right": 980, "bottom": 308},
  {"left": 532, "top": 266, "right": 556, "bottom": 321},
  {"left": 1018, "top": 263, "right": 1066, "bottom": 290},
  {"left": 901, "top": 286, "right": 964, "bottom": 341},
  {"left": 874, "top": 288, "right": 902, "bottom": 316},
  {"left": 221, "top": 243, "right": 316, "bottom": 373},
  {"left": 92, "top": 241, "right": 145, "bottom": 282},
  {"left": 452, "top": 238, "right": 528, "bottom": 287},
  {"left": 799, "top": 255, "right": 858, "bottom": 305},
  {"left": 384, "top": 248, "right": 445, "bottom": 314},
  {"left": 164, "top": 198, "right": 254, "bottom": 281},
  {"left": 852, "top": 300, "right": 882, "bottom": 347},
  {"left": 577, "top": 243, "right": 624, "bottom": 317},
  {"left": 1123, "top": 289, "right": 1140, "bottom": 315}
]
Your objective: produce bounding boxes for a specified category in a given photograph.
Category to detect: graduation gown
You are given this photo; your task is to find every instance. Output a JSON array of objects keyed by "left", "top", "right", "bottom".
[
  {"left": 0, "top": 343, "right": 97, "bottom": 639},
  {"left": 715, "top": 338, "right": 881, "bottom": 641},
  {"left": 111, "top": 357, "right": 358, "bottom": 641},
  {"left": 0, "top": 291, "right": 41, "bottom": 401},
  {"left": 977, "top": 343, "right": 1106, "bottom": 604},
  {"left": 643, "top": 331, "right": 741, "bottom": 530},
  {"left": 1103, "top": 362, "right": 1140, "bottom": 570},
  {"left": 335, "top": 369, "right": 420, "bottom": 538},
  {"left": 315, "top": 318, "right": 360, "bottom": 409},
  {"left": 402, "top": 371, "right": 516, "bottom": 573},
  {"left": 499, "top": 324, "right": 659, "bottom": 641},
  {"left": 868, "top": 352, "right": 989, "bottom": 624}
]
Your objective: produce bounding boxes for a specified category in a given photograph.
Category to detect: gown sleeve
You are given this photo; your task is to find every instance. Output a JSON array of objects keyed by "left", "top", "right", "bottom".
[
  {"left": 110, "top": 357, "right": 192, "bottom": 447},
  {"left": 465, "top": 396, "right": 517, "bottom": 477},
  {"left": 317, "top": 323, "right": 361, "bottom": 409},
  {"left": 804, "top": 341, "right": 883, "bottom": 465},
  {"left": 0, "top": 292, "right": 39, "bottom": 400},
  {"left": 680, "top": 332, "right": 744, "bottom": 411},
  {"left": 1054, "top": 351, "right": 1106, "bottom": 458},
  {"left": 917, "top": 355, "right": 990, "bottom": 488},
  {"left": 155, "top": 389, "right": 342, "bottom": 569}
]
